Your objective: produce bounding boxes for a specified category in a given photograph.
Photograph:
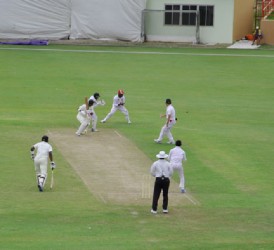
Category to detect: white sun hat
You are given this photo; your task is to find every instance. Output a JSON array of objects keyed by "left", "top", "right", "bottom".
[{"left": 156, "top": 151, "right": 168, "bottom": 159}]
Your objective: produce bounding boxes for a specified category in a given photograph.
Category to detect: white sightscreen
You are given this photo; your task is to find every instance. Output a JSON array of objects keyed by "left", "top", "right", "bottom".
[
  {"left": 0, "top": 0, "right": 71, "bottom": 40},
  {"left": 70, "top": 0, "right": 146, "bottom": 42},
  {"left": 0, "top": 0, "right": 146, "bottom": 42}
]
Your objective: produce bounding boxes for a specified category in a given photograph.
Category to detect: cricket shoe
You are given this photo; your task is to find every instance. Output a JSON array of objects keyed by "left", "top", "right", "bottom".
[
  {"left": 151, "top": 209, "right": 157, "bottom": 214},
  {"left": 181, "top": 189, "right": 186, "bottom": 193},
  {"left": 163, "top": 209, "right": 169, "bottom": 214},
  {"left": 75, "top": 132, "right": 81, "bottom": 136},
  {"left": 91, "top": 128, "right": 99, "bottom": 132},
  {"left": 154, "top": 139, "right": 161, "bottom": 144},
  {"left": 100, "top": 120, "right": 106, "bottom": 123},
  {"left": 128, "top": 120, "right": 131, "bottom": 124},
  {"left": 167, "top": 141, "right": 175, "bottom": 145},
  {"left": 38, "top": 184, "right": 43, "bottom": 192}
]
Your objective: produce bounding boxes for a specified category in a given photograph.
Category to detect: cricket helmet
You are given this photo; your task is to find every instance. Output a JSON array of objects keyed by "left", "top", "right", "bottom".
[
  {"left": 42, "top": 135, "right": 49, "bottom": 142},
  {"left": 94, "top": 92, "right": 100, "bottom": 99},
  {"left": 88, "top": 99, "right": 94, "bottom": 106},
  {"left": 118, "top": 89, "right": 124, "bottom": 95}
]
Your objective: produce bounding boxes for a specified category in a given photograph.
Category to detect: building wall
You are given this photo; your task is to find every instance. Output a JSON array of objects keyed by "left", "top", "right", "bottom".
[
  {"left": 233, "top": 0, "right": 254, "bottom": 41},
  {"left": 260, "top": 19, "right": 274, "bottom": 45},
  {"left": 145, "top": 0, "right": 235, "bottom": 44}
]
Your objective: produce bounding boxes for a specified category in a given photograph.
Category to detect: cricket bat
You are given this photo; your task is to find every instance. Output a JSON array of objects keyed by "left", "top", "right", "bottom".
[
  {"left": 50, "top": 170, "right": 54, "bottom": 189},
  {"left": 85, "top": 96, "right": 89, "bottom": 110}
]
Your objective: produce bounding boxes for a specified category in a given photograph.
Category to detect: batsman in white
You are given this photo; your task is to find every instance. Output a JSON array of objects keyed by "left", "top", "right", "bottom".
[
  {"left": 30, "top": 135, "right": 56, "bottom": 192},
  {"left": 88, "top": 92, "right": 105, "bottom": 132},
  {"left": 168, "top": 140, "right": 187, "bottom": 193},
  {"left": 76, "top": 98, "right": 94, "bottom": 136},
  {"left": 101, "top": 89, "right": 131, "bottom": 124},
  {"left": 154, "top": 98, "right": 176, "bottom": 144}
]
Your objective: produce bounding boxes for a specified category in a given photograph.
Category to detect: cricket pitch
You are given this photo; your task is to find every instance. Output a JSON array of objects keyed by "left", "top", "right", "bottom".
[{"left": 48, "top": 128, "right": 198, "bottom": 206}]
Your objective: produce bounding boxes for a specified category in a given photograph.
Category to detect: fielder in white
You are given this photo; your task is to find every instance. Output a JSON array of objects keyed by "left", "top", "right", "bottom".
[
  {"left": 101, "top": 89, "right": 131, "bottom": 124},
  {"left": 88, "top": 92, "right": 105, "bottom": 132},
  {"left": 30, "top": 135, "right": 56, "bottom": 192},
  {"left": 154, "top": 98, "right": 176, "bottom": 144},
  {"left": 76, "top": 99, "right": 94, "bottom": 136},
  {"left": 168, "top": 140, "right": 187, "bottom": 193}
]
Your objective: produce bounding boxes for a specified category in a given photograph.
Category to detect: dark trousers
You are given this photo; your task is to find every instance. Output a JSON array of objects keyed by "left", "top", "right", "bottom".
[{"left": 152, "top": 177, "right": 170, "bottom": 211}]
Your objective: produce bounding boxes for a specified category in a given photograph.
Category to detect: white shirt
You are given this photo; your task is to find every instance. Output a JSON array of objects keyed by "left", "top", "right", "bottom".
[
  {"left": 89, "top": 95, "right": 105, "bottom": 109},
  {"left": 89, "top": 95, "right": 99, "bottom": 107},
  {"left": 113, "top": 95, "right": 125, "bottom": 107},
  {"left": 166, "top": 104, "right": 176, "bottom": 122},
  {"left": 78, "top": 104, "right": 94, "bottom": 116},
  {"left": 33, "top": 141, "right": 52, "bottom": 159},
  {"left": 150, "top": 159, "right": 173, "bottom": 178},
  {"left": 168, "top": 146, "right": 187, "bottom": 166}
]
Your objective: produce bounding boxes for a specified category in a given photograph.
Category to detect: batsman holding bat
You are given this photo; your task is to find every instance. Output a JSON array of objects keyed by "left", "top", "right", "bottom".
[
  {"left": 75, "top": 97, "right": 94, "bottom": 136},
  {"left": 30, "top": 135, "right": 56, "bottom": 192}
]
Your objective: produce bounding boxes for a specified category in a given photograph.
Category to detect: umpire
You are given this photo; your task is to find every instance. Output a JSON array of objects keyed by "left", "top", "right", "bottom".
[{"left": 150, "top": 151, "right": 173, "bottom": 214}]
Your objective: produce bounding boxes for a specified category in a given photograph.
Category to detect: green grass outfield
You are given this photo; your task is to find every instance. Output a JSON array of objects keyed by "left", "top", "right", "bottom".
[{"left": 0, "top": 44, "right": 274, "bottom": 249}]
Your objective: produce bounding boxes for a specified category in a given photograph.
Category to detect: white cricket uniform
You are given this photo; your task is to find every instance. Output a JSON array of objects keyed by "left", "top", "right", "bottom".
[
  {"left": 88, "top": 95, "right": 104, "bottom": 130},
  {"left": 76, "top": 104, "right": 94, "bottom": 135},
  {"left": 168, "top": 146, "right": 187, "bottom": 189},
  {"left": 33, "top": 141, "right": 53, "bottom": 179},
  {"left": 102, "top": 95, "right": 130, "bottom": 123},
  {"left": 157, "top": 104, "right": 176, "bottom": 143}
]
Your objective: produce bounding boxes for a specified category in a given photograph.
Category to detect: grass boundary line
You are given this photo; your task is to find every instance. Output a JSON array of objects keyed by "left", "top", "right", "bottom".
[{"left": 1, "top": 47, "right": 274, "bottom": 58}]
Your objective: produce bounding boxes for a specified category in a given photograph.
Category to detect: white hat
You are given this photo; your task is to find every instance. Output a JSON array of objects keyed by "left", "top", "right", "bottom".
[{"left": 156, "top": 151, "right": 168, "bottom": 159}]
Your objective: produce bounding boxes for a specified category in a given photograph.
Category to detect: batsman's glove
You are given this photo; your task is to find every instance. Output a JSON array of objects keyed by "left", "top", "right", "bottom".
[
  {"left": 50, "top": 161, "right": 56, "bottom": 170},
  {"left": 86, "top": 110, "right": 93, "bottom": 116}
]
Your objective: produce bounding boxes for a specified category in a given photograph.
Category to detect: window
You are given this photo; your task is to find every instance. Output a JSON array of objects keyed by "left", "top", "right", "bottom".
[
  {"left": 199, "top": 6, "right": 214, "bottom": 26},
  {"left": 182, "top": 5, "right": 197, "bottom": 25},
  {"left": 165, "top": 5, "right": 180, "bottom": 25},
  {"left": 164, "top": 4, "right": 214, "bottom": 26}
]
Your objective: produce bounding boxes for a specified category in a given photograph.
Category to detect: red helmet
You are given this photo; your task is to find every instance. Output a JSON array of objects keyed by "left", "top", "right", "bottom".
[{"left": 118, "top": 89, "right": 124, "bottom": 95}]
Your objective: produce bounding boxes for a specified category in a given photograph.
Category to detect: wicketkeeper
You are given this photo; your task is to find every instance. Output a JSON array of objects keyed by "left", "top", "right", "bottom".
[
  {"left": 30, "top": 135, "right": 56, "bottom": 192},
  {"left": 101, "top": 89, "right": 131, "bottom": 124},
  {"left": 88, "top": 92, "right": 106, "bottom": 132}
]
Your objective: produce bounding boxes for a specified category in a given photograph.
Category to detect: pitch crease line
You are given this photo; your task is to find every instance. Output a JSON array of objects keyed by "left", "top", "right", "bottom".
[
  {"left": 185, "top": 193, "right": 200, "bottom": 205},
  {"left": 114, "top": 130, "right": 123, "bottom": 137}
]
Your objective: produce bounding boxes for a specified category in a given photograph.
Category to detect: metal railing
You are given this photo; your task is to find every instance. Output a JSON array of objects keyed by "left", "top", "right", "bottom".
[{"left": 262, "top": 0, "right": 274, "bottom": 17}]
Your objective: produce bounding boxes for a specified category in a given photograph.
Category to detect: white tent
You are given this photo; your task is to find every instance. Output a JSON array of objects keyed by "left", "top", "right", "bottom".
[{"left": 0, "top": 0, "right": 146, "bottom": 42}]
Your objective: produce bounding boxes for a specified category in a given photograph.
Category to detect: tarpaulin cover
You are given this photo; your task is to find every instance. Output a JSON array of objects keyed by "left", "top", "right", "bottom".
[
  {"left": 70, "top": 0, "right": 146, "bottom": 42},
  {"left": 0, "top": 0, "right": 146, "bottom": 42},
  {"left": 0, "top": 40, "right": 48, "bottom": 45}
]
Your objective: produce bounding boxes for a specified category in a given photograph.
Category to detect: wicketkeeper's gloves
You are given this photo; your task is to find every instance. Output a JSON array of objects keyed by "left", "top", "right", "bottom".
[
  {"left": 50, "top": 161, "right": 56, "bottom": 170},
  {"left": 30, "top": 151, "right": 35, "bottom": 160}
]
